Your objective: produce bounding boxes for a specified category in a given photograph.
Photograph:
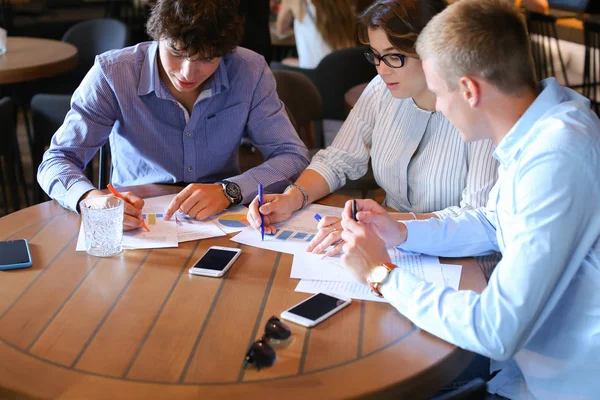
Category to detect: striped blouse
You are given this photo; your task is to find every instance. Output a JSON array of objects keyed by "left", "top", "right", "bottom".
[{"left": 308, "top": 75, "right": 498, "bottom": 219}]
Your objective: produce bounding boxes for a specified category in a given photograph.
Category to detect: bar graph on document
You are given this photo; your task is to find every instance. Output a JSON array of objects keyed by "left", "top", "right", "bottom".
[
  {"left": 142, "top": 213, "right": 163, "bottom": 225},
  {"left": 273, "top": 229, "right": 315, "bottom": 243}
]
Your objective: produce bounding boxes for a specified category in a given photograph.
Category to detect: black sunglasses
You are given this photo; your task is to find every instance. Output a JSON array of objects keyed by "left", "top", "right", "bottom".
[
  {"left": 364, "top": 51, "right": 406, "bottom": 68},
  {"left": 244, "top": 316, "right": 292, "bottom": 369}
]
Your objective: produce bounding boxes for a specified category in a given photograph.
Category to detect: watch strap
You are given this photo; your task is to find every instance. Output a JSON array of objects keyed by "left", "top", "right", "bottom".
[{"left": 368, "top": 262, "right": 397, "bottom": 298}]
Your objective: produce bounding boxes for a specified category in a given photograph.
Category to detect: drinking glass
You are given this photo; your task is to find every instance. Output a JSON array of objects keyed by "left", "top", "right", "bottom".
[{"left": 80, "top": 196, "right": 124, "bottom": 257}]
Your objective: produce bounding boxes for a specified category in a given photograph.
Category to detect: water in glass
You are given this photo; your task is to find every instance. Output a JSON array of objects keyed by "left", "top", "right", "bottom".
[{"left": 80, "top": 196, "right": 124, "bottom": 257}]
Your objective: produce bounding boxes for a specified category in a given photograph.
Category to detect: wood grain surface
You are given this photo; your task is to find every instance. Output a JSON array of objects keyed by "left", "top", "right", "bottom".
[
  {"left": 0, "top": 37, "right": 77, "bottom": 85},
  {"left": 0, "top": 185, "right": 487, "bottom": 399}
]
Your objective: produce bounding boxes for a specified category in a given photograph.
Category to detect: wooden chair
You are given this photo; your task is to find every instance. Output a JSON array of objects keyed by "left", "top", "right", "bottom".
[
  {"left": 583, "top": 17, "right": 600, "bottom": 114},
  {"left": 526, "top": 11, "right": 570, "bottom": 85},
  {"left": 273, "top": 70, "right": 322, "bottom": 149}
]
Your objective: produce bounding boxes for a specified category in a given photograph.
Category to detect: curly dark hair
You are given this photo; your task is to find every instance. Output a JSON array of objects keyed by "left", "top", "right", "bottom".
[{"left": 146, "top": 0, "right": 243, "bottom": 59}]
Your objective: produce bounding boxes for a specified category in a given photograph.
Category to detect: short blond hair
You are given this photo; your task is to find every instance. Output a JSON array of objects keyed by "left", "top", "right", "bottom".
[{"left": 416, "top": 0, "right": 537, "bottom": 95}]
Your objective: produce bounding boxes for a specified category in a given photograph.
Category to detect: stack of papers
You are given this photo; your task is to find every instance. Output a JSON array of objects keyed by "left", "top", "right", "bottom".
[
  {"left": 231, "top": 204, "right": 463, "bottom": 302},
  {"left": 76, "top": 193, "right": 249, "bottom": 251}
]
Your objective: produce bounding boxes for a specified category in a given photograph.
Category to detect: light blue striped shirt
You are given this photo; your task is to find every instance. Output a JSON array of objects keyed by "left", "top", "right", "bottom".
[
  {"left": 38, "top": 41, "right": 310, "bottom": 212},
  {"left": 384, "top": 79, "right": 600, "bottom": 399}
]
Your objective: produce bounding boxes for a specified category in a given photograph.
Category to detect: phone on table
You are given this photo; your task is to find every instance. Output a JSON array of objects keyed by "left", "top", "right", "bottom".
[
  {"left": 0, "top": 239, "right": 33, "bottom": 271},
  {"left": 188, "top": 246, "right": 242, "bottom": 278},
  {"left": 281, "top": 292, "right": 351, "bottom": 328}
]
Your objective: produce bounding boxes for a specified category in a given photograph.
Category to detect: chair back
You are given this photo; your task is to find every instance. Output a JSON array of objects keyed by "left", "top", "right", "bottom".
[
  {"left": 583, "top": 17, "right": 600, "bottom": 114},
  {"left": 273, "top": 69, "right": 322, "bottom": 148},
  {"left": 0, "top": 97, "right": 22, "bottom": 214},
  {"left": 31, "top": 94, "right": 110, "bottom": 203},
  {"left": 314, "top": 46, "right": 377, "bottom": 121},
  {"left": 526, "top": 11, "right": 570, "bottom": 85},
  {"left": 61, "top": 18, "right": 130, "bottom": 90}
]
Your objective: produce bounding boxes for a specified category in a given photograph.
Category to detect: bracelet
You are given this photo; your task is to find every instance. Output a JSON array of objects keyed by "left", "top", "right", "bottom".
[
  {"left": 285, "top": 183, "right": 308, "bottom": 210},
  {"left": 409, "top": 212, "right": 417, "bottom": 220}
]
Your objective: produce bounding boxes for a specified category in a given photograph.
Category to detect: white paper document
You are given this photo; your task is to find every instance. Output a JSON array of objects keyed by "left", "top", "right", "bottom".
[
  {"left": 295, "top": 280, "right": 388, "bottom": 303},
  {"left": 76, "top": 193, "right": 250, "bottom": 250},
  {"left": 230, "top": 204, "right": 344, "bottom": 254},
  {"left": 76, "top": 212, "right": 179, "bottom": 251},
  {"left": 291, "top": 249, "right": 442, "bottom": 282},
  {"left": 144, "top": 194, "right": 248, "bottom": 239}
]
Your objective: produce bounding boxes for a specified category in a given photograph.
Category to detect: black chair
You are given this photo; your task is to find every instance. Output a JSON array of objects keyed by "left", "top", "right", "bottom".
[
  {"left": 272, "top": 46, "right": 377, "bottom": 146},
  {"left": 273, "top": 70, "right": 322, "bottom": 149},
  {"left": 583, "top": 17, "right": 600, "bottom": 115},
  {"left": 59, "top": 18, "right": 130, "bottom": 94},
  {"left": 526, "top": 11, "right": 570, "bottom": 85},
  {"left": 31, "top": 94, "right": 110, "bottom": 204},
  {"left": 0, "top": 97, "right": 25, "bottom": 215},
  {"left": 433, "top": 378, "right": 487, "bottom": 400}
]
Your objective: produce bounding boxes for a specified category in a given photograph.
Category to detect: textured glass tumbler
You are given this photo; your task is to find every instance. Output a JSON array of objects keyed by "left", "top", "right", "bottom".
[{"left": 80, "top": 197, "right": 124, "bottom": 257}]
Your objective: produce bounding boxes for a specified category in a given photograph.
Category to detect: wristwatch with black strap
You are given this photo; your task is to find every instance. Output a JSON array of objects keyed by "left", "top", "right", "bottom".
[
  {"left": 218, "top": 180, "right": 243, "bottom": 205},
  {"left": 367, "top": 262, "right": 397, "bottom": 298}
]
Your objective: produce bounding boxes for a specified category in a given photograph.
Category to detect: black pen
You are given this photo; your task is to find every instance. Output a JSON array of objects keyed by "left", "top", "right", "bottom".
[{"left": 351, "top": 199, "right": 358, "bottom": 222}]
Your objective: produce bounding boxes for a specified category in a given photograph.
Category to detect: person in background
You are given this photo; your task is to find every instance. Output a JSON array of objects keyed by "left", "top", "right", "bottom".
[
  {"left": 248, "top": 0, "right": 498, "bottom": 261},
  {"left": 340, "top": 0, "right": 600, "bottom": 398},
  {"left": 38, "top": 0, "right": 309, "bottom": 231},
  {"left": 275, "top": 0, "right": 358, "bottom": 68}
]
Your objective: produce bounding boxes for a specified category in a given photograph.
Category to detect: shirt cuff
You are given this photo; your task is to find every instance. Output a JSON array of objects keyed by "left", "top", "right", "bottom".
[
  {"left": 226, "top": 175, "right": 256, "bottom": 205},
  {"left": 380, "top": 268, "right": 424, "bottom": 311},
  {"left": 397, "top": 220, "right": 430, "bottom": 253},
  {"left": 306, "top": 161, "right": 341, "bottom": 192},
  {"left": 66, "top": 180, "right": 97, "bottom": 213}
]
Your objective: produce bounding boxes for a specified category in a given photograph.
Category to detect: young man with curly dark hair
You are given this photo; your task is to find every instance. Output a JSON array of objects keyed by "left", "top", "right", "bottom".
[{"left": 38, "top": 0, "right": 309, "bottom": 230}]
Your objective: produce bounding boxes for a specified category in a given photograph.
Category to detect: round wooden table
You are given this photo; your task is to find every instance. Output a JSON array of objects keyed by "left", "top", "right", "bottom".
[
  {"left": 0, "top": 37, "right": 78, "bottom": 85},
  {"left": 0, "top": 185, "right": 487, "bottom": 399}
]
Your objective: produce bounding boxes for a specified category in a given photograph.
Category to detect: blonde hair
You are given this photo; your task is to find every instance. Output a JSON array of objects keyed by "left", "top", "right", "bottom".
[
  {"left": 305, "top": 0, "right": 358, "bottom": 51},
  {"left": 416, "top": 0, "right": 537, "bottom": 95}
]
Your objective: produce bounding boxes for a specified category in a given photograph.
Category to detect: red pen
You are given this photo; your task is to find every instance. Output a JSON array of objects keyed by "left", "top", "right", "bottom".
[{"left": 107, "top": 184, "right": 150, "bottom": 232}]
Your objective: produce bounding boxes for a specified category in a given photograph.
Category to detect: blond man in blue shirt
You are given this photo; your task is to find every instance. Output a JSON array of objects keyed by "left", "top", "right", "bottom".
[{"left": 339, "top": 0, "right": 600, "bottom": 398}]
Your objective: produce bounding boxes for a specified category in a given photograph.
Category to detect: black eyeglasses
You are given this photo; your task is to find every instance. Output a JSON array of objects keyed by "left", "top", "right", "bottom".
[
  {"left": 244, "top": 316, "right": 291, "bottom": 369},
  {"left": 364, "top": 51, "right": 406, "bottom": 68}
]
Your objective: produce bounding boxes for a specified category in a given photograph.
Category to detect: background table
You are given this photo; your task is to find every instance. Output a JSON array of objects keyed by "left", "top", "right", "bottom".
[
  {"left": 0, "top": 37, "right": 77, "bottom": 85},
  {"left": 0, "top": 185, "right": 487, "bottom": 399}
]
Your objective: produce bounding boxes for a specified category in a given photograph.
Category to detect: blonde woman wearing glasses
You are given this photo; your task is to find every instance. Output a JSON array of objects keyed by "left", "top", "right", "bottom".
[{"left": 249, "top": 0, "right": 498, "bottom": 267}]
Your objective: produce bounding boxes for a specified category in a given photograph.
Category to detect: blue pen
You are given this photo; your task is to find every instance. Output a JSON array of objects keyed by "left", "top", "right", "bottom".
[
  {"left": 258, "top": 183, "right": 264, "bottom": 241},
  {"left": 314, "top": 213, "right": 322, "bottom": 222}
]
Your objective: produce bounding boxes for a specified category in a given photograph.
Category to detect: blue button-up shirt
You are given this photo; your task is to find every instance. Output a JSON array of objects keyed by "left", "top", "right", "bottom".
[
  {"left": 383, "top": 79, "right": 600, "bottom": 399},
  {"left": 38, "top": 42, "right": 310, "bottom": 211}
]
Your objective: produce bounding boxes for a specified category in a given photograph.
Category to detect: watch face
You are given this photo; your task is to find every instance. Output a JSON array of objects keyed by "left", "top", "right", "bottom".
[
  {"left": 370, "top": 266, "right": 389, "bottom": 283},
  {"left": 224, "top": 182, "right": 242, "bottom": 203}
]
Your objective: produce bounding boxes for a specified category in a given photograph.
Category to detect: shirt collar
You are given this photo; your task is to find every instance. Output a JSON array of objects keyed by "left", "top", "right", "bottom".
[
  {"left": 137, "top": 41, "right": 231, "bottom": 99},
  {"left": 494, "top": 78, "right": 565, "bottom": 165}
]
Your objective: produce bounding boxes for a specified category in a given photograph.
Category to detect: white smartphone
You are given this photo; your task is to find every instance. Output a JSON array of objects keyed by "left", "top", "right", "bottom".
[
  {"left": 188, "top": 246, "right": 242, "bottom": 278},
  {"left": 280, "top": 292, "right": 352, "bottom": 328}
]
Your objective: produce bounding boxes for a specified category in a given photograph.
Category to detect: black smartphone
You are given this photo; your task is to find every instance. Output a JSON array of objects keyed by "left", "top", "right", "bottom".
[
  {"left": 280, "top": 293, "right": 352, "bottom": 327},
  {"left": 0, "top": 239, "right": 33, "bottom": 271}
]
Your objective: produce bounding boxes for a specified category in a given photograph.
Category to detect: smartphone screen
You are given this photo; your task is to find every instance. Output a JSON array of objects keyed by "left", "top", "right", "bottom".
[
  {"left": 0, "top": 240, "right": 31, "bottom": 267},
  {"left": 287, "top": 293, "right": 347, "bottom": 321},
  {"left": 191, "top": 248, "right": 238, "bottom": 271}
]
